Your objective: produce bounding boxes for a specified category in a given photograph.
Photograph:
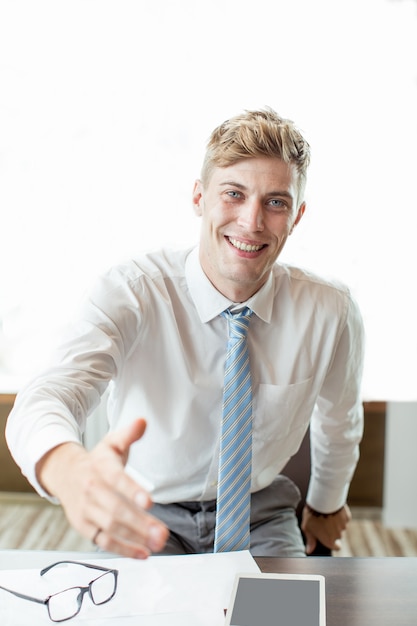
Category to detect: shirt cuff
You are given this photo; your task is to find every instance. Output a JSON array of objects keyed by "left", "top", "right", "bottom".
[
  {"left": 23, "top": 429, "right": 83, "bottom": 503},
  {"left": 306, "top": 478, "right": 349, "bottom": 514}
]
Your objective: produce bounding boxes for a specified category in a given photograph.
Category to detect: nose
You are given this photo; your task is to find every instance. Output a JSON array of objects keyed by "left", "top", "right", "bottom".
[{"left": 237, "top": 198, "right": 264, "bottom": 232}]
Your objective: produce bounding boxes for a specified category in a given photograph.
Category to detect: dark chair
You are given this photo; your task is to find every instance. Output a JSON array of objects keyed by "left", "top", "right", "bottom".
[{"left": 281, "top": 427, "right": 332, "bottom": 556}]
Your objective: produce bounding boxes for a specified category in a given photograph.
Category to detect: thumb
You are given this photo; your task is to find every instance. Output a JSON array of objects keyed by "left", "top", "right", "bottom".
[
  {"left": 107, "top": 417, "right": 147, "bottom": 460},
  {"left": 304, "top": 530, "right": 317, "bottom": 556}
]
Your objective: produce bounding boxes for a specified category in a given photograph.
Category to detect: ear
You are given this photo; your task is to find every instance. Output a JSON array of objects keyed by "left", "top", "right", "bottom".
[
  {"left": 192, "top": 179, "right": 204, "bottom": 216},
  {"left": 290, "top": 202, "right": 306, "bottom": 234}
]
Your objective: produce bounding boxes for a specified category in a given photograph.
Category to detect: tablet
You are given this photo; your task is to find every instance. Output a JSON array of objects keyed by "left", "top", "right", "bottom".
[{"left": 224, "top": 572, "right": 326, "bottom": 626}]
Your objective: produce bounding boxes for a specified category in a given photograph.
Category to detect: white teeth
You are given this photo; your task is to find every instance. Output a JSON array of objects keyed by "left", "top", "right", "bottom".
[{"left": 229, "top": 237, "right": 263, "bottom": 252}]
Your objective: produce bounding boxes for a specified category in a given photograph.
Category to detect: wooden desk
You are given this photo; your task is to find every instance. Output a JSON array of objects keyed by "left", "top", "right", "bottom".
[
  {"left": 256, "top": 556, "right": 417, "bottom": 626},
  {"left": 1, "top": 551, "right": 416, "bottom": 624}
]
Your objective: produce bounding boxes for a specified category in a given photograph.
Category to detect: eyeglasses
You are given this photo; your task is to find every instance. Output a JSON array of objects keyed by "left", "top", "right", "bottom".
[{"left": 0, "top": 560, "right": 119, "bottom": 622}]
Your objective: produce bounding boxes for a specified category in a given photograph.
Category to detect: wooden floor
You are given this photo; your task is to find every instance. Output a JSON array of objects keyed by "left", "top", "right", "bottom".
[
  {"left": 0, "top": 492, "right": 92, "bottom": 552},
  {"left": 336, "top": 507, "right": 417, "bottom": 557},
  {"left": 1, "top": 493, "right": 417, "bottom": 557}
]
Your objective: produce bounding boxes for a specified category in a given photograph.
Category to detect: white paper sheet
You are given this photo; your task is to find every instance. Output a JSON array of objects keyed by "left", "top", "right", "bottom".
[
  {"left": 67, "top": 608, "right": 226, "bottom": 625},
  {"left": 0, "top": 551, "right": 259, "bottom": 625}
]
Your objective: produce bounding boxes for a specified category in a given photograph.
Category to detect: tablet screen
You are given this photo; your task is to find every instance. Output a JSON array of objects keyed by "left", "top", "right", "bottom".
[{"left": 225, "top": 573, "right": 326, "bottom": 626}]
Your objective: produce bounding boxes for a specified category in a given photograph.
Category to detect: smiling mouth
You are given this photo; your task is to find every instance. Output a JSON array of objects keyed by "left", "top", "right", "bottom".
[{"left": 227, "top": 237, "right": 266, "bottom": 252}]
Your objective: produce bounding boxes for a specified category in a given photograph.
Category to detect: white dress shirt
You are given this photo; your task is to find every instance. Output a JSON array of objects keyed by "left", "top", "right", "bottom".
[{"left": 6, "top": 246, "right": 364, "bottom": 513}]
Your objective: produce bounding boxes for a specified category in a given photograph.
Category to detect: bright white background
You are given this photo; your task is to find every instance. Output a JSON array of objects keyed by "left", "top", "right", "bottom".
[{"left": 1, "top": 0, "right": 417, "bottom": 400}]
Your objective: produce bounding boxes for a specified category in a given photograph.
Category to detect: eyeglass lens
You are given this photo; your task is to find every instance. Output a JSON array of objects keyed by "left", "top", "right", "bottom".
[
  {"left": 90, "top": 571, "right": 117, "bottom": 605},
  {"left": 47, "top": 571, "right": 117, "bottom": 622},
  {"left": 48, "top": 588, "right": 82, "bottom": 622}
]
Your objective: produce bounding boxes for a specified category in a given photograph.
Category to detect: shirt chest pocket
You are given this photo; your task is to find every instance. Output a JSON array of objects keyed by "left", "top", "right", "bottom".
[{"left": 252, "top": 377, "right": 315, "bottom": 443}]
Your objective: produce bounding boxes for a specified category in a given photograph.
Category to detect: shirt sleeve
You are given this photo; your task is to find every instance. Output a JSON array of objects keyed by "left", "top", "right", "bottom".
[
  {"left": 5, "top": 270, "right": 138, "bottom": 499},
  {"left": 306, "top": 291, "right": 365, "bottom": 513}
]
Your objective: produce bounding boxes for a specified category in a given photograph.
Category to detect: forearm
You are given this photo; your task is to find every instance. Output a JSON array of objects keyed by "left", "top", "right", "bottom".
[
  {"left": 308, "top": 295, "right": 365, "bottom": 511},
  {"left": 36, "top": 441, "right": 87, "bottom": 499},
  {"left": 307, "top": 399, "right": 363, "bottom": 512},
  {"left": 5, "top": 363, "right": 109, "bottom": 497},
  {"left": 6, "top": 389, "right": 85, "bottom": 498}
]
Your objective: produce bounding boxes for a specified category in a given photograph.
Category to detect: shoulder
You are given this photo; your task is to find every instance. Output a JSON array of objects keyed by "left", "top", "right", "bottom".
[
  {"left": 273, "top": 262, "right": 352, "bottom": 297},
  {"left": 272, "top": 262, "right": 360, "bottom": 322},
  {"left": 75, "top": 248, "right": 194, "bottom": 336},
  {"left": 96, "top": 247, "right": 192, "bottom": 292}
]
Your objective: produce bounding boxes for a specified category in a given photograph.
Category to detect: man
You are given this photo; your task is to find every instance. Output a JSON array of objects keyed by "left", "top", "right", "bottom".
[{"left": 6, "top": 108, "right": 364, "bottom": 559}]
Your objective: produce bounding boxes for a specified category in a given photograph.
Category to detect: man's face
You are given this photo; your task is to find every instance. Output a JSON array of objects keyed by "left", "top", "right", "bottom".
[{"left": 193, "top": 155, "right": 305, "bottom": 302}]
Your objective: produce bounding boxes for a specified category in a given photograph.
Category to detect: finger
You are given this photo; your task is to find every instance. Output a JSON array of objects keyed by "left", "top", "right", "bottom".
[
  {"left": 98, "top": 457, "right": 153, "bottom": 511},
  {"left": 58, "top": 461, "right": 157, "bottom": 549},
  {"left": 85, "top": 482, "right": 169, "bottom": 552},
  {"left": 93, "top": 527, "right": 151, "bottom": 559},
  {"left": 332, "top": 538, "right": 342, "bottom": 551},
  {"left": 77, "top": 419, "right": 168, "bottom": 556},
  {"left": 303, "top": 531, "right": 317, "bottom": 555},
  {"left": 92, "top": 507, "right": 168, "bottom": 557}
]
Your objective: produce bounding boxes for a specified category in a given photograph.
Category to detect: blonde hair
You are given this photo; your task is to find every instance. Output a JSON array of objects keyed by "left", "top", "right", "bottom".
[{"left": 201, "top": 107, "right": 311, "bottom": 201}]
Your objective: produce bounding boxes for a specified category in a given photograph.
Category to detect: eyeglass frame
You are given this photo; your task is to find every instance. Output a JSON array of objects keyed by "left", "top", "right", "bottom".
[{"left": 0, "top": 560, "right": 119, "bottom": 622}]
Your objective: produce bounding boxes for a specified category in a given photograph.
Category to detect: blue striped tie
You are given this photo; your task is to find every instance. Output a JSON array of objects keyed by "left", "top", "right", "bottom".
[{"left": 214, "top": 307, "right": 253, "bottom": 552}]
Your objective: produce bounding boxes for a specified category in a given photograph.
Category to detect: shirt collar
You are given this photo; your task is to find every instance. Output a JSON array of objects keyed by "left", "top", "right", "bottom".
[{"left": 185, "top": 246, "right": 274, "bottom": 324}]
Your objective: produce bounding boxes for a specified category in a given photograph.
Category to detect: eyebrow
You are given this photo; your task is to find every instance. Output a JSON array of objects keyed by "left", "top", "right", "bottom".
[{"left": 219, "top": 181, "right": 294, "bottom": 200}]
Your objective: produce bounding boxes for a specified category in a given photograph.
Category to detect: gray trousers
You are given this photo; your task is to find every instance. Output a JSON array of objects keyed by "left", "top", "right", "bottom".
[{"left": 150, "top": 475, "right": 306, "bottom": 557}]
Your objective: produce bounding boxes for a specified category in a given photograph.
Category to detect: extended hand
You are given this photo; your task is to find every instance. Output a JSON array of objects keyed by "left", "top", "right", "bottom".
[
  {"left": 36, "top": 418, "right": 169, "bottom": 559},
  {"left": 301, "top": 503, "right": 351, "bottom": 555}
]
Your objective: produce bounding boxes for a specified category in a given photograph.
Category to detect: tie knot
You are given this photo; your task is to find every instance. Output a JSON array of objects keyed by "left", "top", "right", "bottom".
[{"left": 222, "top": 307, "right": 253, "bottom": 339}]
